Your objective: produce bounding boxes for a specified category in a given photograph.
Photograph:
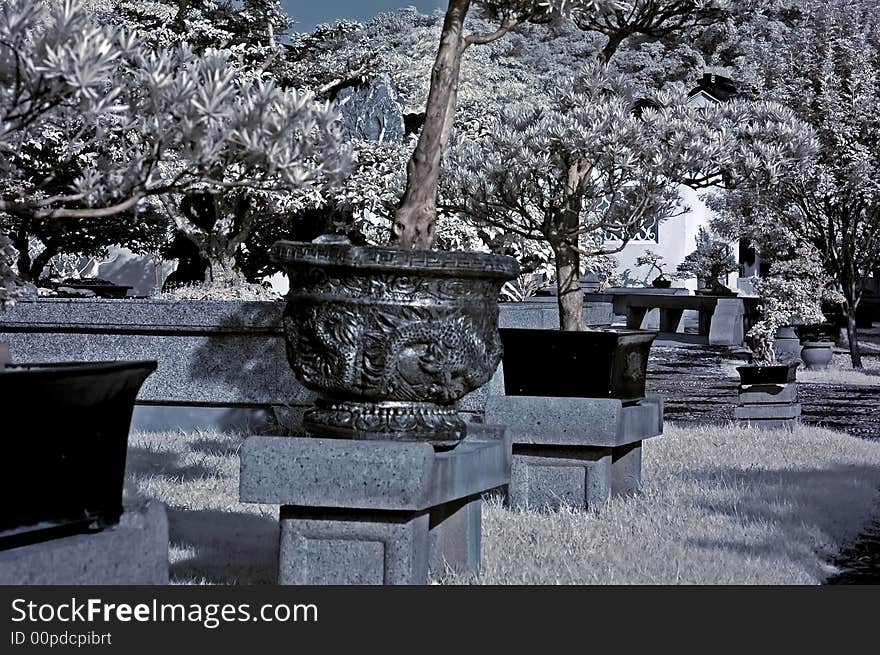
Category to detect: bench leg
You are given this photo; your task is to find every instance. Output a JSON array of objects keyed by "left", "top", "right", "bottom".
[
  {"left": 698, "top": 310, "right": 713, "bottom": 336},
  {"left": 708, "top": 299, "right": 746, "bottom": 346},
  {"left": 659, "top": 308, "right": 684, "bottom": 333},
  {"left": 626, "top": 307, "right": 649, "bottom": 330}
]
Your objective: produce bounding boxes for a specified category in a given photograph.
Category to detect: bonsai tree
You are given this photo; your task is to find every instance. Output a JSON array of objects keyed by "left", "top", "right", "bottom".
[
  {"left": 676, "top": 226, "right": 738, "bottom": 293},
  {"left": 0, "top": 0, "right": 348, "bottom": 305},
  {"left": 636, "top": 250, "right": 681, "bottom": 286},
  {"left": 92, "top": 0, "right": 347, "bottom": 285},
  {"left": 443, "top": 58, "right": 812, "bottom": 331},
  {"left": 746, "top": 245, "right": 841, "bottom": 365}
]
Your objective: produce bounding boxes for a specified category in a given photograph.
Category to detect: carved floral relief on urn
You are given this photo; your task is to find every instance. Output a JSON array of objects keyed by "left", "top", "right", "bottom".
[{"left": 271, "top": 238, "right": 519, "bottom": 447}]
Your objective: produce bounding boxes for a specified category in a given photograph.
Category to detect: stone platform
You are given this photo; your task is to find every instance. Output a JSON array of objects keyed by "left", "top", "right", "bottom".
[
  {"left": 0, "top": 502, "right": 169, "bottom": 585},
  {"left": 485, "top": 394, "right": 664, "bottom": 511},
  {"left": 735, "top": 382, "right": 801, "bottom": 430},
  {"left": 239, "top": 425, "right": 510, "bottom": 585}
]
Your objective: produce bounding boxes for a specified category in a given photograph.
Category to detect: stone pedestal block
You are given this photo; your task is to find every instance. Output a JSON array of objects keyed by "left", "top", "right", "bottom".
[
  {"left": 509, "top": 445, "right": 613, "bottom": 510},
  {"left": 612, "top": 441, "right": 644, "bottom": 497},
  {"left": 0, "top": 502, "right": 169, "bottom": 585},
  {"left": 736, "top": 382, "right": 801, "bottom": 430},
  {"left": 278, "top": 508, "right": 430, "bottom": 585},
  {"left": 773, "top": 327, "right": 803, "bottom": 363},
  {"left": 240, "top": 425, "right": 509, "bottom": 585},
  {"left": 485, "top": 396, "right": 663, "bottom": 511}
]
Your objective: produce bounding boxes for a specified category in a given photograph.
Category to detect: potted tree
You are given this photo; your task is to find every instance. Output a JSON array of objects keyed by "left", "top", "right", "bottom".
[
  {"left": 271, "top": 1, "right": 655, "bottom": 445},
  {"left": 676, "top": 227, "right": 739, "bottom": 295},
  {"left": 441, "top": 56, "right": 811, "bottom": 398},
  {"left": 636, "top": 250, "right": 681, "bottom": 288},
  {"left": 0, "top": 0, "right": 347, "bottom": 543},
  {"left": 737, "top": 246, "right": 842, "bottom": 384}
]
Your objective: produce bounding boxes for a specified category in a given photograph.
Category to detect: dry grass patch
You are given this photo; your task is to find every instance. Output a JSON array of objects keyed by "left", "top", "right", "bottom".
[
  {"left": 797, "top": 353, "right": 880, "bottom": 386},
  {"left": 126, "top": 429, "right": 277, "bottom": 585},
  {"left": 471, "top": 423, "right": 880, "bottom": 584},
  {"left": 126, "top": 424, "right": 880, "bottom": 585}
]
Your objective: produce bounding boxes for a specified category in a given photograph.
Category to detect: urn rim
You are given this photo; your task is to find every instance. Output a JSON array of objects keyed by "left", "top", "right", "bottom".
[{"left": 271, "top": 240, "right": 520, "bottom": 280}]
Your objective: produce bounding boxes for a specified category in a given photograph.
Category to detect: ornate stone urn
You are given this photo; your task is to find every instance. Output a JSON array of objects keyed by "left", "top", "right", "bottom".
[{"left": 271, "top": 238, "right": 519, "bottom": 447}]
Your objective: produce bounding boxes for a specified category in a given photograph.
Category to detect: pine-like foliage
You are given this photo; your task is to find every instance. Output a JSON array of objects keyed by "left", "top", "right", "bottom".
[
  {"left": 0, "top": 0, "right": 348, "bottom": 296},
  {"left": 711, "top": 0, "right": 880, "bottom": 366}
]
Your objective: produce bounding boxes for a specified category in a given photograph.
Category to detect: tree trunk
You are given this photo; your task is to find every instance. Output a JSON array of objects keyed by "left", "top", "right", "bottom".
[
  {"left": 600, "top": 32, "right": 626, "bottom": 63},
  {"left": 200, "top": 232, "right": 246, "bottom": 286},
  {"left": 11, "top": 231, "right": 32, "bottom": 283},
  {"left": 844, "top": 307, "right": 863, "bottom": 369},
  {"left": 29, "top": 247, "right": 57, "bottom": 283},
  {"left": 552, "top": 162, "right": 587, "bottom": 331},
  {"left": 841, "top": 276, "right": 863, "bottom": 368},
  {"left": 203, "top": 254, "right": 243, "bottom": 285},
  {"left": 393, "top": 0, "right": 470, "bottom": 250},
  {"left": 554, "top": 238, "right": 585, "bottom": 332}
]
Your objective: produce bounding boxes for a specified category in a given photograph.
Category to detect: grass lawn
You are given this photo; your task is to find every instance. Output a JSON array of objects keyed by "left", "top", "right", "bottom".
[
  {"left": 126, "top": 422, "right": 880, "bottom": 585},
  {"left": 796, "top": 347, "right": 880, "bottom": 386}
]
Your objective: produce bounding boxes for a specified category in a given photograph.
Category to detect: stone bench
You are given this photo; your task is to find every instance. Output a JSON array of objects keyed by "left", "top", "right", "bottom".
[
  {"left": 499, "top": 295, "right": 613, "bottom": 329},
  {"left": 584, "top": 291, "right": 758, "bottom": 346}
]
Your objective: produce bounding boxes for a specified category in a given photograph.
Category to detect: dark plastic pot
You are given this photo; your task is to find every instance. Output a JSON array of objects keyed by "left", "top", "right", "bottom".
[
  {"left": 736, "top": 361, "right": 800, "bottom": 385},
  {"left": 0, "top": 360, "right": 157, "bottom": 550},
  {"left": 498, "top": 328, "right": 657, "bottom": 401},
  {"left": 800, "top": 341, "right": 834, "bottom": 370},
  {"left": 651, "top": 278, "right": 672, "bottom": 289}
]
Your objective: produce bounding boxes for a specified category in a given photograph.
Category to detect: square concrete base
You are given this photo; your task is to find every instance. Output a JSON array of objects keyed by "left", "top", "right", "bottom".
[
  {"left": 240, "top": 425, "right": 509, "bottom": 585},
  {"left": 736, "top": 383, "right": 801, "bottom": 430},
  {"left": 0, "top": 502, "right": 169, "bottom": 585},
  {"left": 486, "top": 395, "right": 662, "bottom": 511},
  {"left": 509, "top": 441, "right": 646, "bottom": 511}
]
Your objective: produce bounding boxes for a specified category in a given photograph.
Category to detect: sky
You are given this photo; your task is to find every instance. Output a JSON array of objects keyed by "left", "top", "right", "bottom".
[{"left": 283, "top": 1, "right": 445, "bottom": 32}]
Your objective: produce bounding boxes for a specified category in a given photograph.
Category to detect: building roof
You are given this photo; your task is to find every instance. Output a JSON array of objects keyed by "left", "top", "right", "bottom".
[{"left": 688, "top": 73, "right": 740, "bottom": 103}]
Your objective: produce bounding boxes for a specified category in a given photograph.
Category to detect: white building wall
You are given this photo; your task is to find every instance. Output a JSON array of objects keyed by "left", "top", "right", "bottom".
[{"left": 609, "top": 185, "right": 740, "bottom": 292}]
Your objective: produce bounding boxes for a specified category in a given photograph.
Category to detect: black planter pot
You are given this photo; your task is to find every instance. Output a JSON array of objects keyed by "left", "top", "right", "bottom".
[
  {"left": 736, "top": 361, "right": 800, "bottom": 385},
  {"left": 0, "top": 360, "right": 157, "bottom": 550},
  {"left": 271, "top": 239, "right": 519, "bottom": 447},
  {"left": 498, "top": 328, "right": 658, "bottom": 401},
  {"left": 651, "top": 278, "right": 672, "bottom": 289}
]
